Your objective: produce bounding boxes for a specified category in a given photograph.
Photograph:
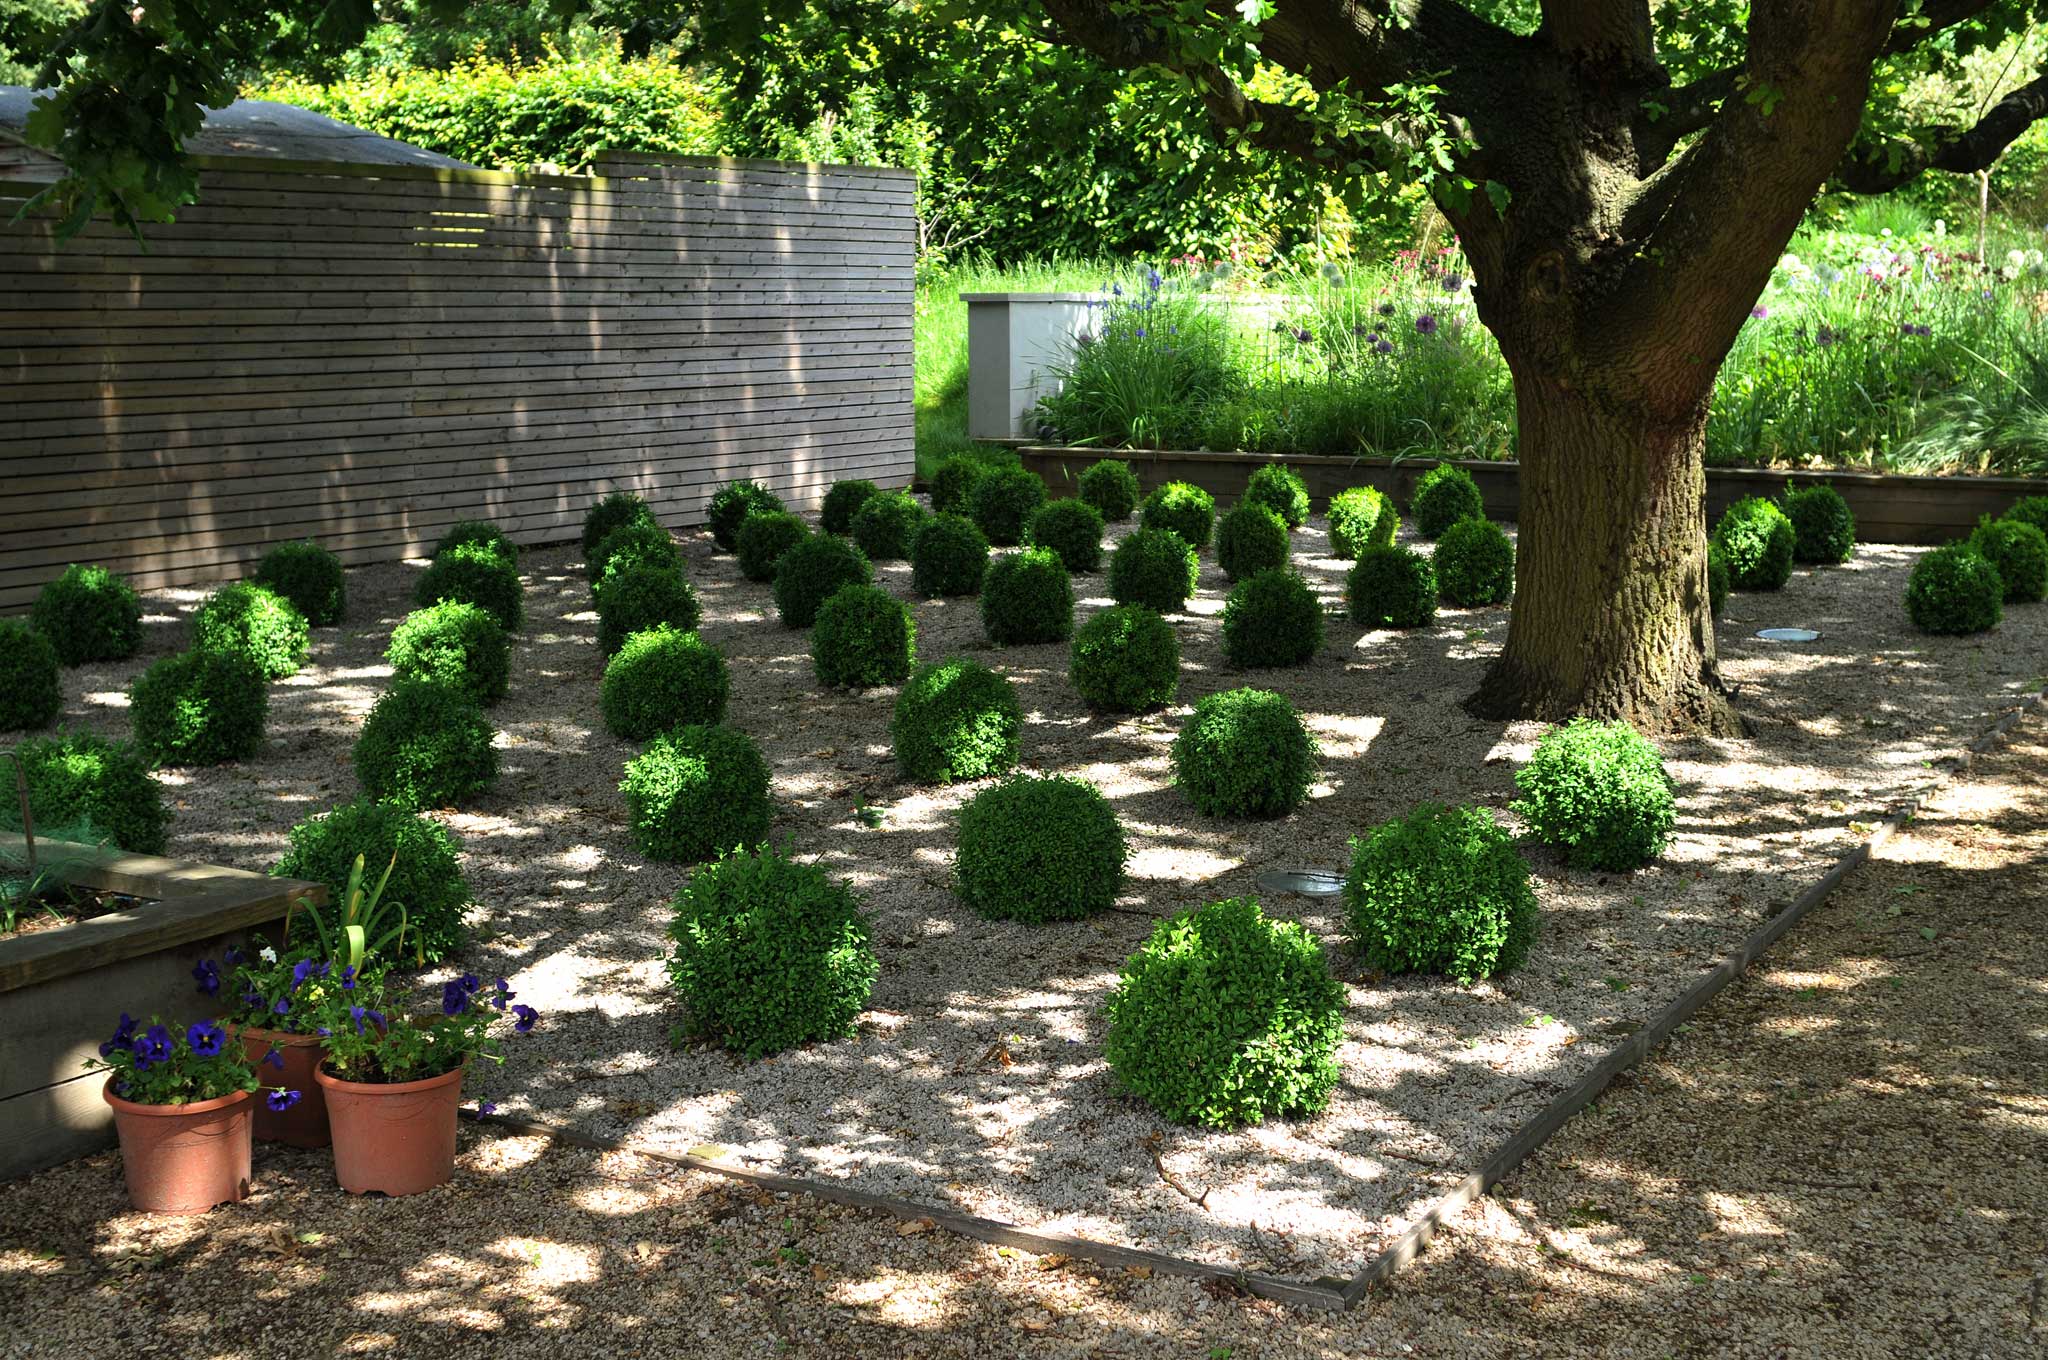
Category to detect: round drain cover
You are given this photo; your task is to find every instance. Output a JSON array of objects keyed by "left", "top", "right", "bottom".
[
  {"left": 1255, "top": 869, "right": 1347, "bottom": 897},
  {"left": 1755, "top": 627, "right": 1820, "bottom": 642}
]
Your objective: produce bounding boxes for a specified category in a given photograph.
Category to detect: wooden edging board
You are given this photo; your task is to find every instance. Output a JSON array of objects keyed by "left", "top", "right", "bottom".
[{"left": 478, "top": 686, "right": 2047, "bottom": 1311}]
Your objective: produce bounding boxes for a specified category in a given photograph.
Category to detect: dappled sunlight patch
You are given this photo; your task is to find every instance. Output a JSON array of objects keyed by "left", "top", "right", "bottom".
[
  {"left": 83, "top": 689, "right": 131, "bottom": 708},
  {"left": 488, "top": 1236, "right": 601, "bottom": 1287}
]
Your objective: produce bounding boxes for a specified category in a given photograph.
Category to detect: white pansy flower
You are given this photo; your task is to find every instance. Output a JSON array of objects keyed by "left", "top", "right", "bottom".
[{"left": 259, "top": 946, "right": 278, "bottom": 963}]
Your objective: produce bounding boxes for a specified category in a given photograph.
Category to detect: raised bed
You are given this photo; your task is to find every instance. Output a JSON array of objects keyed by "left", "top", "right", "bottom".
[
  {"left": 0, "top": 836, "right": 324, "bottom": 1182},
  {"left": 1017, "top": 445, "right": 2040, "bottom": 546}
]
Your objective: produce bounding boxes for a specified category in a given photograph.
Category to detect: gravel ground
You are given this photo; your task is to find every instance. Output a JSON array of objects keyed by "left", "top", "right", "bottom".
[
  {"left": 23, "top": 504, "right": 2048, "bottom": 1279},
  {"left": 2, "top": 708, "right": 2040, "bottom": 1358}
]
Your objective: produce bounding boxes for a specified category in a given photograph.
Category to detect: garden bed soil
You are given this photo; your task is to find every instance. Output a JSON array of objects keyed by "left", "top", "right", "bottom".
[{"left": 1, "top": 888, "right": 152, "bottom": 938}]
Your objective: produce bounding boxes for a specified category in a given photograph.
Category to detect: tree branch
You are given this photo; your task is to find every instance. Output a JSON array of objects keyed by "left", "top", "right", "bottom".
[
  {"left": 1837, "top": 65, "right": 2048, "bottom": 191},
  {"left": 1539, "top": 0, "right": 1655, "bottom": 70}
]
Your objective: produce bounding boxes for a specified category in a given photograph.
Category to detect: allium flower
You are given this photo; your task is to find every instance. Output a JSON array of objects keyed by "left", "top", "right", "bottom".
[
  {"left": 1415, "top": 314, "right": 1439, "bottom": 335},
  {"left": 185, "top": 1022, "right": 226, "bottom": 1058},
  {"left": 266, "top": 1089, "right": 302, "bottom": 1112},
  {"left": 1377, "top": 302, "right": 1395, "bottom": 317},
  {"left": 1442, "top": 273, "right": 1464, "bottom": 292},
  {"left": 512, "top": 1005, "right": 540, "bottom": 1034},
  {"left": 191, "top": 959, "right": 221, "bottom": 997},
  {"left": 1293, "top": 327, "right": 1312, "bottom": 344},
  {"left": 1373, "top": 338, "right": 1394, "bottom": 355},
  {"left": 1750, "top": 305, "right": 1769, "bottom": 320}
]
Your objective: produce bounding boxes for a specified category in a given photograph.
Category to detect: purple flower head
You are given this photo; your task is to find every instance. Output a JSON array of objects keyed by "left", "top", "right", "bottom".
[
  {"left": 1442, "top": 273, "right": 1464, "bottom": 292},
  {"left": 1816, "top": 325, "right": 1838, "bottom": 348},
  {"left": 1751, "top": 305, "right": 1769, "bottom": 320},
  {"left": 266, "top": 1089, "right": 302, "bottom": 1113},
  {"left": 223, "top": 946, "right": 244, "bottom": 967},
  {"left": 137, "top": 1025, "right": 172, "bottom": 1065},
  {"left": 1901, "top": 322, "right": 1915, "bottom": 336},
  {"left": 1415, "top": 314, "right": 1439, "bottom": 336},
  {"left": 185, "top": 1022, "right": 225, "bottom": 1058},
  {"left": 458, "top": 974, "right": 481, "bottom": 996},
  {"left": 348, "top": 1005, "right": 384, "bottom": 1036},
  {"left": 290, "top": 958, "right": 316, "bottom": 991},
  {"left": 240, "top": 988, "right": 262, "bottom": 1011},
  {"left": 492, "top": 979, "right": 514, "bottom": 1012},
  {"left": 512, "top": 1004, "right": 539, "bottom": 1034},
  {"left": 1374, "top": 338, "right": 1395, "bottom": 355},
  {"left": 1111, "top": 283, "right": 1122, "bottom": 297},
  {"left": 1377, "top": 302, "right": 1396, "bottom": 317},
  {"left": 1134, "top": 327, "right": 1146, "bottom": 338},
  {"left": 465, "top": 1101, "right": 499, "bottom": 1120},
  {"left": 100, "top": 1012, "right": 139, "bottom": 1057},
  {"left": 1145, "top": 268, "right": 1163, "bottom": 290},
  {"left": 264, "top": 1047, "right": 285, "bottom": 1071},
  {"left": 1293, "top": 327, "right": 1312, "bottom": 344},
  {"left": 192, "top": 959, "right": 221, "bottom": 997},
  {"left": 441, "top": 980, "right": 471, "bottom": 1016},
  {"left": 339, "top": 966, "right": 357, "bottom": 991},
  {"left": 272, "top": 997, "right": 291, "bottom": 1016}
]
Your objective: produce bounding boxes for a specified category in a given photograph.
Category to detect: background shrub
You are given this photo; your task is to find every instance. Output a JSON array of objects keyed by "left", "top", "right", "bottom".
[
  {"left": 272, "top": 797, "right": 474, "bottom": 964},
  {"left": 2004, "top": 495, "right": 2048, "bottom": 537},
  {"left": 601, "top": 625, "right": 729, "bottom": 740},
  {"left": 1221, "top": 570, "right": 1324, "bottom": 668},
  {"left": 707, "top": 481, "right": 784, "bottom": 552},
  {"left": 582, "top": 491, "right": 654, "bottom": 560},
  {"left": 956, "top": 775, "right": 1126, "bottom": 922},
  {"left": 1712, "top": 497, "right": 1795, "bottom": 591},
  {"left": 1328, "top": 487, "right": 1398, "bottom": 558},
  {"left": 666, "top": 843, "right": 877, "bottom": 1060},
  {"left": 353, "top": 679, "right": 498, "bottom": 811},
  {"left": 1216, "top": 503, "right": 1290, "bottom": 582},
  {"left": 910, "top": 514, "right": 989, "bottom": 597},
  {"left": 432, "top": 519, "right": 519, "bottom": 566},
  {"left": 812, "top": 585, "right": 917, "bottom": 689},
  {"left": 1243, "top": 465, "right": 1310, "bottom": 528},
  {"left": 0, "top": 622, "right": 61, "bottom": 732},
  {"left": 387, "top": 601, "right": 510, "bottom": 707},
  {"left": 1782, "top": 485, "right": 1856, "bottom": 564},
  {"left": 930, "top": 455, "right": 989, "bottom": 515},
  {"left": 891, "top": 658, "right": 1022, "bottom": 783},
  {"left": 969, "top": 466, "right": 1047, "bottom": 546},
  {"left": 254, "top": 540, "right": 346, "bottom": 625},
  {"left": 1104, "top": 896, "right": 1343, "bottom": 1129},
  {"left": 1347, "top": 546, "right": 1436, "bottom": 629},
  {"left": 1141, "top": 481, "right": 1216, "bottom": 552},
  {"left": 1108, "top": 527, "right": 1199, "bottom": 613},
  {"left": 1171, "top": 688, "right": 1318, "bottom": 818},
  {"left": 597, "top": 566, "right": 701, "bottom": 656},
  {"left": 1344, "top": 803, "right": 1539, "bottom": 984},
  {"left": 1078, "top": 459, "right": 1140, "bottom": 521},
  {"left": 1069, "top": 605, "right": 1179, "bottom": 712},
  {"left": 772, "top": 536, "right": 873, "bottom": 628},
  {"left": 981, "top": 548, "right": 1074, "bottom": 645},
  {"left": 192, "top": 583, "right": 310, "bottom": 680},
  {"left": 1967, "top": 516, "right": 2048, "bottom": 603},
  {"left": 0, "top": 733, "right": 167, "bottom": 855},
  {"left": 621, "top": 725, "right": 774, "bottom": 863},
  {"left": 590, "top": 518, "right": 680, "bottom": 590},
  {"left": 1434, "top": 519, "right": 1515, "bottom": 606},
  {"left": 851, "top": 491, "right": 927, "bottom": 561},
  {"left": 32, "top": 564, "right": 143, "bottom": 666},
  {"left": 416, "top": 542, "right": 523, "bottom": 632},
  {"left": 735, "top": 509, "right": 811, "bottom": 582},
  {"left": 131, "top": 650, "right": 267, "bottom": 767},
  {"left": 1411, "top": 464, "right": 1484, "bottom": 539},
  {"left": 1905, "top": 543, "right": 2003, "bottom": 634},
  {"left": 1026, "top": 498, "right": 1105, "bottom": 573},
  {"left": 1707, "top": 545, "right": 1731, "bottom": 618},
  {"left": 821, "top": 479, "right": 880, "bottom": 535},
  {"left": 1512, "top": 720, "right": 1676, "bottom": 871}
]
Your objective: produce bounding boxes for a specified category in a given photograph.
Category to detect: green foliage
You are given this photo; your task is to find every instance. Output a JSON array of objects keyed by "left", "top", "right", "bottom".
[
  {"left": 1069, "top": 605, "right": 1180, "bottom": 713},
  {"left": 0, "top": 732, "right": 167, "bottom": 855},
  {"left": 1108, "top": 528, "right": 1199, "bottom": 613},
  {"left": 1781, "top": 485, "right": 1856, "bottom": 565},
  {"left": 590, "top": 518, "right": 680, "bottom": 590},
  {"left": 1967, "top": 516, "right": 2048, "bottom": 603},
  {"left": 910, "top": 513, "right": 989, "bottom": 598},
  {"left": 601, "top": 626, "right": 730, "bottom": 741},
  {"left": 596, "top": 565, "right": 701, "bottom": 656},
  {"left": 1433, "top": 519, "right": 1515, "bottom": 606},
  {"left": 432, "top": 519, "right": 519, "bottom": 567},
  {"left": 32, "top": 564, "right": 142, "bottom": 667},
  {"left": 0, "top": 622, "right": 62, "bottom": 732},
  {"left": 353, "top": 679, "right": 498, "bottom": 812},
  {"left": 1243, "top": 465, "right": 1310, "bottom": 528},
  {"left": 1141, "top": 482, "right": 1216, "bottom": 553},
  {"left": 386, "top": 602, "right": 510, "bottom": 707},
  {"left": 253, "top": 540, "right": 346, "bottom": 626},
  {"left": 1411, "top": 464, "right": 1485, "bottom": 539},
  {"left": 1347, "top": 546, "right": 1437, "bottom": 629},
  {"left": 191, "top": 582, "right": 309, "bottom": 680},
  {"left": 929, "top": 456, "right": 989, "bottom": 516},
  {"left": 821, "top": 479, "right": 880, "bottom": 535},
  {"left": 772, "top": 535, "right": 874, "bottom": 628},
  {"left": 1905, "top": 543, "right": 2004, "bottom": 634},
  {"left": 1215, "top": 503, "right": 1290, "bottom": 582},
  {"left": 2004, "top": 496, "right": 2048, "bottom": 537},
  {"left": 969, "top": 466, "right": 1047, "bottom": 547},
  {"left": 981, "top": 548, "right": 1074, "bottom": 646},
  {"left": 707, "top": 481, "right": 785, "bottom": 553},
  {"left": 812, "top": 585, "right": 917, "bottom": 689},
  {"left": 1025, "top": 498, "right": 1105, "bottom": 574},
  {"left": 1512, "top": 720, "right": 1676, "bottom": 871},
  {"left": 272, "top": 797, "right": 474, "bottom": 965},
  {"left": 1039, "top": 286, "right": 1235, "bottom": 450},
  {"left": 1344, "top": 803, "right": 1539, "bottom": 985},
  {"left": 1327, "top": 487, "right": 1398, "bottom": 559},
  {"left": 621, "top": 725, "right": 774, "bottom": 864},
  {"left": 891, "top": 658, "right": 1022, "bottom": 784},
  {"left": 1712, "top": 497, "right": 1795, "bottom": 592},
  {"left": 582, "top": 491, "right": 655, "bottom": 561},
  {"left": 1171, "top": 688, "right": 1318, "bottom": 819},
  {"left": 851, "top": 491, "right": 927, "bottom": 561},
  {"left": 416, "top": 542, "right": 524, "bottom": 632},
  {"left": 735, "top": 510, "right": 811, "bottom": 583},
  {"left": 667, "top": 843, "right": 878, "bottom": 1060},
  {"left": 1221, "top": 570, "right": 1324, "bottom": 668},
  {"left": 956, "top": 775, "right": 1126, "bottom": 923},
  {"left": 1707, "top": 545, "right": 1731, "bottom": 619},
  {"left": 1077, "top": 459, "right": 1141, "bottom": 521},
  {"left": 130, "top": 650, "right": 267, "bottom": 768},
  {"left": 1104, "top": 896, "right": 1343, "bottom": 1130}
]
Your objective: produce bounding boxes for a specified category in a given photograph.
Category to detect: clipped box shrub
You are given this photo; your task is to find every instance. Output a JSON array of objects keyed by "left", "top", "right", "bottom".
[
  {"left": 1069, "top": 604, "right": 1179, "bottom": 713},
  {"left": 1782, "top": 485, "right": 1855, "bottom": 564},
  {"left": 707, "top": 480, "right": 784, "bottom": 552},
  {"left": 416, "top": 541, "right": 524, "bottom": 632},
  {"left": 1026, "top": 498, "right": 1105, "bottom": 574},
  {"left": 1411, "top": 463, "right": 1484, "bottom": 539},
  {"left": 812, "top": 584, "right": 916, "bottom": 689},
  {"left": 597, "top": 565, "right": 701, "bottom": 656},
  {"left": 1344, "top": 803, "right": 1538, "bottom": 984},
  {"left": 969, "top": 465, "right": 1047, "bottom": 546},
  {"left": 1171, "top": 687, "right": 1318, "bottom": 819},
  {"left": 2003, "top": 495, "right": 2048, "bottom": 537},
  {"left": 1216, "top": 503, "right": 1290, "bottom": 583},
  {"left": 0, "top": 621, "right": 62, "bottom": 732},
  {"left": 1512, "top": 720, "right": 1676, "bottom": 871},
  {"left": 1108, "top": 527, "right": 1199, "bottom": 613},
  {"left": 956, "top": 775, "right": 1126, "bottom": 922},
  {"left": 910, "top": 513, "right": 989, "bottom": 598},
  {"left": 601, "top": 625, "right": 729, "bottom": 740},
  {"left": 1141, "top": 481, "right": 1216, "bottom": 553},
  {"left": 589, "top": 517, "right": 680, "bottom": 590},
  {"left": 582, "top": 490, "right": 654, "bottom": 560},
  {"left": 272, "top": 796, "right": 473, "bottom": 964},
  {"left": 891, "top": 658, "right": 1022, "bottom": 784},
  {"left": 253, "top": 539, "right": 346, "bottom": 626},
  {"left": 1347, "top": 546, "right": 1436, "bottom": 629},
  {"left": 1434, "top": 518, "right": 1515, "bottom": 607},
  {"left": 432, "top": 518, "right": 519, "bottom": 566},
  {"left": 1905, "top": 543, "right": 2003, "bottom": 634},
  {"left": 32, "top": 564, "right": 143, "bottom": 667},
  {"left": 735, "top": 509, "right": 811, "bottom": 582},
  {"left": 387, "top": 601, "right": 510, "bottom": 707},
  {"left": 1078, "top": 458, "right": 1141, "bottom": 521},
  {"left": 131, "top": 649, "right": 267, "bottom": 767},
  {"left": 1707, "top": 544, "right": 1731, "bottom": 619},
  {"left": 851, "top": 490, "right": 927, "bottom": 561},
  {"left": 1328, "top": 487, "right": 1398, "bottom": 559},
  {"left": 929, "top": 455, "right": 990, "bottom": 515},
  {"left": 772, "top": 535, "right": 873, "bottom": 628},
  {"left": 982, "top": 547, "right": 1074, "bottom": 645},
  {"left": 1968, "top": 516, "right": 2048, "bottom": 603},
  {"left": 1, "top": 732, "right": 168, "bottom": 855},
  {"left": 353, "top": 678, "right": 498, "bottom": 811},
  {"left": 1243, "top": 464, "right": 1310, "bottom": 528},
  {"left": 821, "top": 478, "right": 880, "bottom": 535},
  {"left": 1711, "top": 496, "right": 1795, "bottom": 591},
  {"left": 621, "top": 724, "right": 774, "bottom": 863},
  {"left": 666, "top": 842, "right": 877, "bottom": 1059},
  {"left": 192, "top": 582, "right": 310, "bottom": 680},
  {"left": 1104, "top": 896, "right": 1343, "bottom": 1129},
  {"left": 1221, "top": 569, "right": 1324, "bottom": 668}
]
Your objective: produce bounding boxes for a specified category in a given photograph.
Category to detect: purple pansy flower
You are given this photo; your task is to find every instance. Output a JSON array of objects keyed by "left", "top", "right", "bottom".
[
  {"left": 291, "top": 958, "right": 316, "bottom": 990},
  {"left": 272, "top": 996, "right": 291, "bottom": 1016},
  {"left": 264, "top": 1047, "right": 285, "bottom": 1071},
  {"left": 191, "top": 959, "right": 221, "bottom": 997},
  {"left": 492, "top": 979, "right": 514, "bottom": 1012},
  {"left": 99, "top": 1013, "right": 139, "bottom": 1058},
  {"left": 512, "top": 1005, "right": 539, "bottom": 1034},
  {"left": 348, "top": 1005, "right": 385, "bottom": 1036},
  {"left": 266, "top": 1089, "right": 302, "bottom": 1112},
  {"left": 185, "top": 1022, "right": 225, "bottom": 1058},
  {"left": 442, "top": 980, "right": 471, "bottom": 1016}
]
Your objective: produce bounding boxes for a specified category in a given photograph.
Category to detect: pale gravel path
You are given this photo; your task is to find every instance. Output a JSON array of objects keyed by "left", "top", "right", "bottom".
[{"left": 24, "top": 506, "right": 2048, "bottom": 1278}]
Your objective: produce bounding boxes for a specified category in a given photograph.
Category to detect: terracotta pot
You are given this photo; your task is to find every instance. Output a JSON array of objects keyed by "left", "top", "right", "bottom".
[
  {"left": 102, "top": 1080, "right": 254, "bottom": 1214},
  {"left": 315, "top": 1061, "right": 465, "bottom": 1196},
  {"left": 237, "top": 1026, "right": 330, "bottom": 1148}
]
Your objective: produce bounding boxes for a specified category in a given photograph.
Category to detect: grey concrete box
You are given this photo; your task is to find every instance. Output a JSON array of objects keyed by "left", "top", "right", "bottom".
[{"left": 961, "top": 292, "right": 1102, "bottom": 441}]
